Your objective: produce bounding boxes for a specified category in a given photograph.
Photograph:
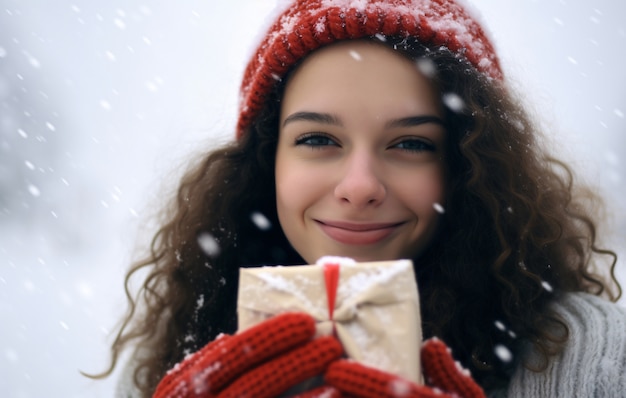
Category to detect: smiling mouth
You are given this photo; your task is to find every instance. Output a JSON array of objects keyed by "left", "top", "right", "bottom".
[{"left": 316, "top": 220, "right": 405, "bottom": 245}]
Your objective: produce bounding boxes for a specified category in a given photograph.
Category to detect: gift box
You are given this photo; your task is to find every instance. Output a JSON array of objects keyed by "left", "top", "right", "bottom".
[{"left": 237, "top": 257, "right": 423, "bottom": 383}]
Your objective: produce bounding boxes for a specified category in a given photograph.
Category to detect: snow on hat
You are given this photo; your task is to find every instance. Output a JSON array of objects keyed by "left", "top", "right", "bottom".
[{"left": 236, "top": 0, "right": 502, "bottom": 138}]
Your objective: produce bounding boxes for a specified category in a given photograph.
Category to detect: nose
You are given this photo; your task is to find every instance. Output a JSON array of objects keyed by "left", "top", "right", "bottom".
[{"left": 334, "top": 152, "right": 386, "bottom": 208}]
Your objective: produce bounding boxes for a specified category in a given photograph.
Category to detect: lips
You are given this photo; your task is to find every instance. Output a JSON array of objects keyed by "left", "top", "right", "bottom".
[{"left": 316, "top": 220, "right": 404, "bottom": 245}]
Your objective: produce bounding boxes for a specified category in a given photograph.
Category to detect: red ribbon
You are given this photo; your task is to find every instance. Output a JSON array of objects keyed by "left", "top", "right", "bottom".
[{"left": 323, "top": 262, "right": 340, "bottom": 335}]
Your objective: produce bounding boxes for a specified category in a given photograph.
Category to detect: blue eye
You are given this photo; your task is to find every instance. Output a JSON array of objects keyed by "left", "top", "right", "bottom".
[
  {"left": 294, "top": 133, "right": 339, "bottom": 148},
  {"left": 393, "top": 139, "right": 435, "bottom": 152}
]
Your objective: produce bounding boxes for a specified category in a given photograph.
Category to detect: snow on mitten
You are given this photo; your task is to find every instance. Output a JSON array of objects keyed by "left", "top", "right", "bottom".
[
  {"left": 324, "top": 338, "right": 485, "bottom": 398},
  {"left": 153, "top": 312, "right": 343, "bottom": 398}
]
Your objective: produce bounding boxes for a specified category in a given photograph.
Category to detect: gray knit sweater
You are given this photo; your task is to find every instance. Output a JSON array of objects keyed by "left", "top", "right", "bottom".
[
  {"left": 493, "top": 292, "right": 626, "bottom": 397},
  {"left": 116, "top": 292, "right": 626, "bottom": 397}
]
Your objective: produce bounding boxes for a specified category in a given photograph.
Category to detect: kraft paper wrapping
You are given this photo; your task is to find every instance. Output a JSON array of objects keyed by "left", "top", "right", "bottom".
[{"left": 237, "top": 259, "right": 423, "bottom": 383}]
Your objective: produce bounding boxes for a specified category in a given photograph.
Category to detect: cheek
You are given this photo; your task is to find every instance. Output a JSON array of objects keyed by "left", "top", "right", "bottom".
[
  {"left": 275, "top": 159, "right": 297, "bottom": 213},
  {"left": 402, "top": 168, "right": 447, "bottom": 212},
  {"left": 276, "top": 165, "right": 328, "bottom": 214}
]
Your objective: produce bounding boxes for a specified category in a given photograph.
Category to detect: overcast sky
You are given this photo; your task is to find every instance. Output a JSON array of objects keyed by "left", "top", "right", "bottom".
[{"left": 1, "top": 1, "right": 625, "bottom": 396}]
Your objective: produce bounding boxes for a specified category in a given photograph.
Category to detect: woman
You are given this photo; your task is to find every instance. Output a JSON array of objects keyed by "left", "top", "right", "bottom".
[{"left": 92, "top": 0, "right": 625, "bottom": 396}]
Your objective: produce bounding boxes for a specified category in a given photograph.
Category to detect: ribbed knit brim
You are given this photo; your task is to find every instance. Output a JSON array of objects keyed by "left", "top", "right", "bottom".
[{"left": 237, "top": 0, "right": 502, "bottom": 138}]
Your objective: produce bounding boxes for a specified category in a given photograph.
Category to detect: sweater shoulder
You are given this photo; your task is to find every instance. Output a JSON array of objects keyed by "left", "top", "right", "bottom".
[
  {"left": 502, "top": 293, "right": 626, "bottom": 397},
  {"left": 554, "top": 292, "right": 626, "bottom": 323}
]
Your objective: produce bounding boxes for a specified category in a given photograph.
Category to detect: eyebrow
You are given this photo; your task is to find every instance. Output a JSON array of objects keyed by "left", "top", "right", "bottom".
[
  {"left": 385, "top": 115, "right": 446, "bottom": 129},
  {"left": 282, "top": 111, "right": 445, "bottom": 129},
  {"left": 282, "top": 111, "right": 342, "bottom": 127}
]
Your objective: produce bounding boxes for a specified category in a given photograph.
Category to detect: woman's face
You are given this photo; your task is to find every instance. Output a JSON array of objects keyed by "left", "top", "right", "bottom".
[{"left": 275, "top": 40, "right": 447, "bottom": 264}]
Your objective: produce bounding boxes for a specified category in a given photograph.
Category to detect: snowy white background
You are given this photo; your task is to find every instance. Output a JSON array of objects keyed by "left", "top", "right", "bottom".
[{"left": 0, "top": 0, "right": 624, "bottom": 397}]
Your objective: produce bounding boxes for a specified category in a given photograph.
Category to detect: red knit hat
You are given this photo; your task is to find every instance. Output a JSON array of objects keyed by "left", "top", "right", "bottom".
[{"left": 237, "top": 0, "right": 502, "bottom": 138}]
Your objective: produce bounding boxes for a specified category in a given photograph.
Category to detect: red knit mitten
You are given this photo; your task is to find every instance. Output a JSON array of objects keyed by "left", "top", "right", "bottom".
[
  {"left": 153, "top": 312, "right": 344, "bottom": 398},
  {"left": 324, "top": 338, "right": 485, "bottom": 398}
]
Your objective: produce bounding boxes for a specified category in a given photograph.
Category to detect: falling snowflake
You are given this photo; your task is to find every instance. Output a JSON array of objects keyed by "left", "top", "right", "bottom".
[
  {"left": 349, "top": 50, "right": 362, "bottom": 61},
  {"left": 433, "top": 202, "right": 445, "bottom": 214},
  {"left": 250, "top": 211, "right": 271, "bottom": 230},
  {"left": 114, "top": 18, "right": 126, "bottom": 30},
  {"left": 99, "top": 100, "right": 111, "bottom": 110},
  {"left": 388, "top": 378, "right": 412, "bottom": 396},
  {"left": 145, "top": 81, "right": 158, "bottom": 92},
  {"left": 196, "top": 294, "right": 205, "bottom": 310},
  {"left": 197, "top": 233, "right": 220, "bottom": 257},
  {"left": 494, "top": 320, "right": 506, "bottom": 331},
  {"left": 416, "top": 58, "right": 437, "bottom": 78},
  {"left": 494, "top": 344, "right": 513, "bottom": 363},
  {"left": 29, "top": 56, "right": 40, "bottom": 68},
  {"left": 541, "top": 281, "right": 553, "bottom": 293},
  {"left": 28, "top": 184, "right": 40, "bottom": 197},
  {"left": 442, "top": 93, "right": 465, "bottom": 113}
]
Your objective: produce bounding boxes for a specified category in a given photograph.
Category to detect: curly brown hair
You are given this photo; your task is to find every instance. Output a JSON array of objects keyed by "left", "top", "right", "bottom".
[{"left": 88, "top": 37, "right": 621, "bottom": 396}]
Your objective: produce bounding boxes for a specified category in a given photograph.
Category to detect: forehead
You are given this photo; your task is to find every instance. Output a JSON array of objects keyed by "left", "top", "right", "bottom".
[
  {"left": 280, "top": 40, "right": 442, "bottom": 121},
  {"left": 289, "top": 40, "right": 416, "bottom": 80}
]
